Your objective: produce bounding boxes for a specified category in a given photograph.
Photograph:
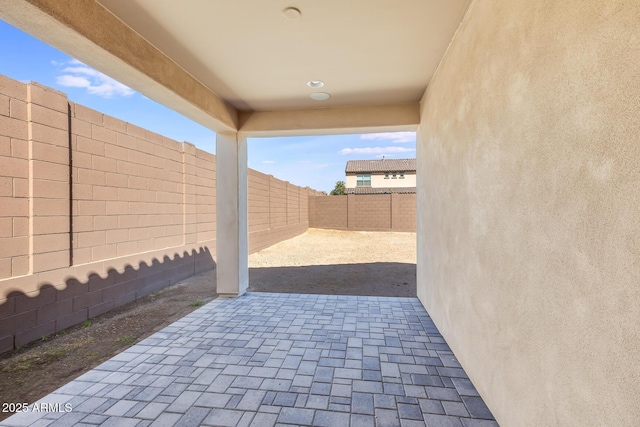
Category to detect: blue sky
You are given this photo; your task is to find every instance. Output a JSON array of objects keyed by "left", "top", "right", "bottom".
[{"left": 0, "top": 20, "right": 415, "bottom": 193}]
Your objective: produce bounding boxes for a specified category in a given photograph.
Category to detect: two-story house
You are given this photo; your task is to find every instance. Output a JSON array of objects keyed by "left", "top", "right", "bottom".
[{"left": 345, "top": 158, "right": 416, "bottom": 194}]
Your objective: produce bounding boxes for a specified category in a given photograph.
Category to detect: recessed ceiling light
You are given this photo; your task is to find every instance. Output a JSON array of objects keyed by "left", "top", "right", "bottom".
[
  {"left": 283, "top": 7, "right": 301, "bottom": 20},
  {"left": 307, "top": 80, "right": 324, "bottom": 88},
  {"left": 310, "top": 92, "right": 330, "bottom": 101}
]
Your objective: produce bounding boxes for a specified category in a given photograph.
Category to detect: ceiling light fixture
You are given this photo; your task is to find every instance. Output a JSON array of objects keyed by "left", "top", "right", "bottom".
[
  {"left": 310, "top": 92, "right": 330, "bottom": 101},
  {"left": 307, "top": 80, "right": 324, "bottom": 88},
  {"left": 283, "top": 7, "right": 301, "bottom": 20}
]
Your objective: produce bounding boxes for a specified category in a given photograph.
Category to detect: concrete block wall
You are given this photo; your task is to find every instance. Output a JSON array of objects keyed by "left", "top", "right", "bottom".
[
  {"left": 308, "top": 196, "right": 348, "bottom": 229},
  {"left": 193, "top": 149, "right": 216, "bottom": 245},
  {"left": 391, "top": 193, "right": 417, "bottom": 233},
  {"left": 309, "top": 193, "right": 416, "bottom": 232},
  {"left": 0, "top": 74, "right": 319, "bottom": 353},
  {"left": 352, "top": 195, "right": 392, "bottom": 231},
  {"left": 70, "top": 102, "right": 197, "bottom": 264},
  {"left": 248, "top": 169, "right": 322, "bottom": 253},
  {"left": 0, "top": 75, "right": 30, "bottom": 280}
]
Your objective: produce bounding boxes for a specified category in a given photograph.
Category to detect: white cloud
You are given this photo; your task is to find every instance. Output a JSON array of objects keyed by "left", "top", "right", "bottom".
[
  {"left": 56, "top": 75, "right": 91, "bottom": 89},
  {"left": 339, "top": 146, "right": 415, "bottom": 155},
  {"left": 262, "top": 160, "right": 276, "bottom": 164},
  {"left": 62, "top": 66, "right": 103, "bottom": 77},
  {"left": 53, "top": 59, "right": 135, "bottom": 98},
  {"left": 360, "top": 132, "right": 415, "bottom": 144}
]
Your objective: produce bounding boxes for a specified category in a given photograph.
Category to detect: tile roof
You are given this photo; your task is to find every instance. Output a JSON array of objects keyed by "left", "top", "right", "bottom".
[
  {"left": 345, "top": 187, "right": 416, "bottom": 194},
  {"left": 345, "top": 158, "right": 416, "bottom": 173}
]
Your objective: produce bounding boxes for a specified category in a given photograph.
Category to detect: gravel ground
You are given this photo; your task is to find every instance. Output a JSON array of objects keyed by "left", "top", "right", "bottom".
[{"left": 0, "top": 229, "right": 416, "bottom": 421}]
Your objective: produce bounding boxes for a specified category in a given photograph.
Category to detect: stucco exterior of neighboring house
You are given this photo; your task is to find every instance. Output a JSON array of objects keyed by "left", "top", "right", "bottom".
[{"left": 345, "top": 158, "right": 416, "bottom": 193}]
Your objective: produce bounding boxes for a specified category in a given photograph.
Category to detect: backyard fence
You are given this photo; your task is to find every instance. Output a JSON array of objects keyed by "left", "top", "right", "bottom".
[
  {"left": 0, "top": 74, "right": 322, "bottom": 352},
  {"left": 308, "top": 193, "right": 416, "bottom": 232}
]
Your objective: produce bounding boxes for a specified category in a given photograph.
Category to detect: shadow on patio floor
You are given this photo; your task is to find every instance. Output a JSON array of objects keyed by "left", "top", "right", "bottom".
[{"left": 249, "top": 262, "right": 416, "bottom": 297}]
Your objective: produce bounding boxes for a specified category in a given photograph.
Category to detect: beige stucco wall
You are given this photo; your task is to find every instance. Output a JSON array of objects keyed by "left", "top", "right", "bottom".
[
  {"left": 417, "top": 1, "right": 640, "bottom": 426},
  {"left": 346, "top": 173, "right": 416, "bottom": 188}
]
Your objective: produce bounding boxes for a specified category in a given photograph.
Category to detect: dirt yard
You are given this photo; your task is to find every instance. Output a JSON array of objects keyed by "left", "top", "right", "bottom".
[
  {"left": 249, "top": 228, "right": 416, "bottom": 296},
  {"left": 0, "top": 229, "right": 416, "bottom": 421}
]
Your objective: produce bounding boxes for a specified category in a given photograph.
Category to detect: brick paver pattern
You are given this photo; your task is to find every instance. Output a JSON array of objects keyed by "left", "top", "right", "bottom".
[{"left": 3, "top": 293, "right": 497, "bottom": 427}]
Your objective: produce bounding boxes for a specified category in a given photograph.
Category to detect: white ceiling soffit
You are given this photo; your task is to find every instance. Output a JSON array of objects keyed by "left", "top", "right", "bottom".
[{"left": 96, "top": 0, "right": 471, "bottom": 112}]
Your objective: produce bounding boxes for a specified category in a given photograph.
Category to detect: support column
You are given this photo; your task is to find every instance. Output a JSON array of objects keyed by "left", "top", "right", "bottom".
[{"left": 215, "top": 132, "right": 248, "bottom": 296}]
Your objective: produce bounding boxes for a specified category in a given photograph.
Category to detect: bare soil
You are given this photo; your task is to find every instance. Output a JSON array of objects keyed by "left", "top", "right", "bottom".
[
  {"left": 0, "top": 229, "right": 416, "bottom": 421},
  {"left": 248, "top": 228, "right": 416, "bottom": 297}
]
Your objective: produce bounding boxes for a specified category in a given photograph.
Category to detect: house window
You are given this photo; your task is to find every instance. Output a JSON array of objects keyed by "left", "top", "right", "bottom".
[
  {"left": 384, "top": 174, "right": 389, "bottom": 179},
  {"left": 392, "top": 173, "right": 397, "bottom": 179},
  {"left": 356, "top": 174, "right": 371, "bottom": 187},
  {"left": 400, "top": 172, "right": 405, "bottom": 179}
]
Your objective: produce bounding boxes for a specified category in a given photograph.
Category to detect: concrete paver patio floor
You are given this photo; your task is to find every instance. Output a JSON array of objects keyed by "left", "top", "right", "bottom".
[{"left": 3, "top": 293, "right": 497, "bottom": 427}]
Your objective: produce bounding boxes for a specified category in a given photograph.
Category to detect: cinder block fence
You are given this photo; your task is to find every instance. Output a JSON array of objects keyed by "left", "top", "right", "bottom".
[
  {"left": 309, "top": 193, "right": 416, "bottom": 232},
  {"left": 0, "top": 75, "right": 322, "bottom": 353}
]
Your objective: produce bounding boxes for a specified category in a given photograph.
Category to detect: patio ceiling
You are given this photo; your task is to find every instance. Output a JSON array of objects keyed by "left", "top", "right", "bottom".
[{"left": 0, "top": 0, "right": 470, "bottom": 135}]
